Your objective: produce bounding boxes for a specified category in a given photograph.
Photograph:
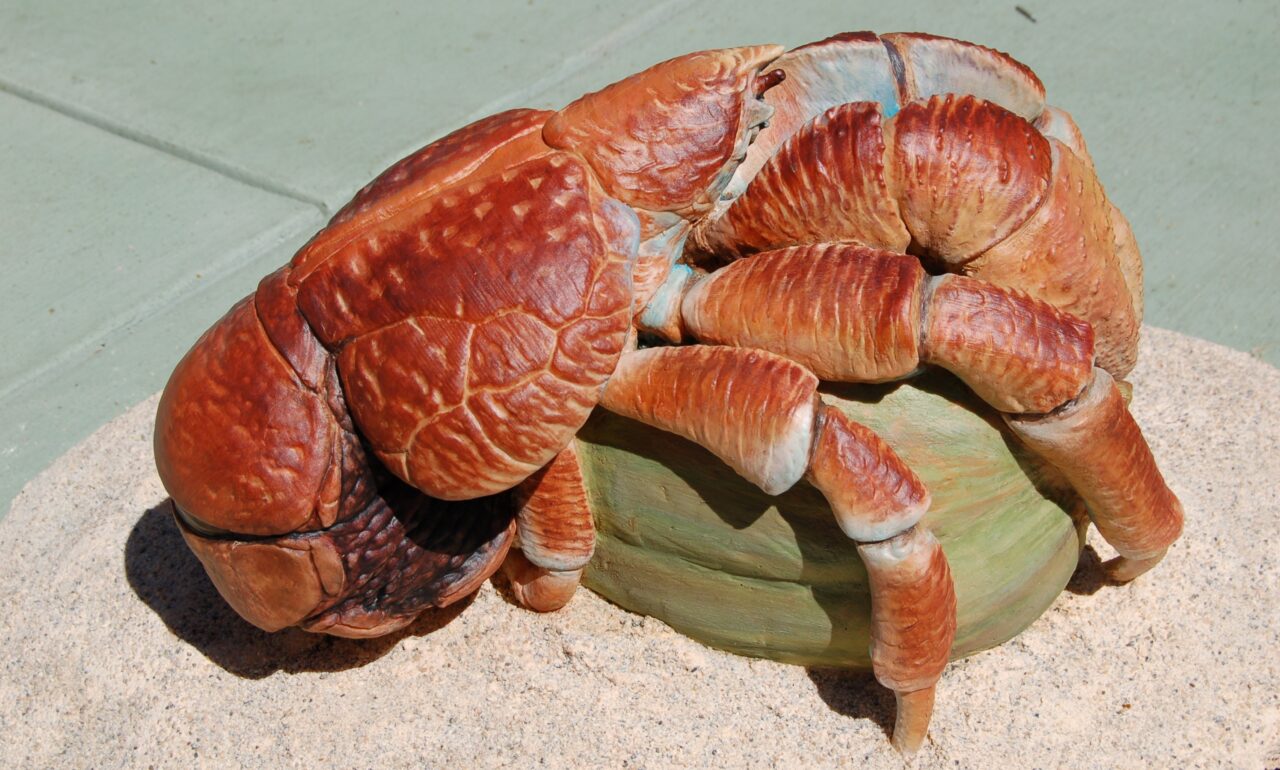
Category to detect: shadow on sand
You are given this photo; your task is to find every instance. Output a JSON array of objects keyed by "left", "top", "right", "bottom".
[
  {"left": 805, "top": 667, "right": 896, "bottom": 741},
  {"left": 1064, "top": 544, "right": 1116, "bottom": 596}
]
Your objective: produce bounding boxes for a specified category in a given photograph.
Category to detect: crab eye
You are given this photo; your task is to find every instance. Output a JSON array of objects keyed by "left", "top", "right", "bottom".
[{"left": 754, "top": 68, "right": 786, "bottom": 97}]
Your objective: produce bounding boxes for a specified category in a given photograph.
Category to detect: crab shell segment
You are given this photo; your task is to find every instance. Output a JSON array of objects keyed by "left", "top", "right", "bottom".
[
  {"left": 301, "top": 157, "right": 642, "bottom": 500},
  {"left": 544, "top": 44, "right": 785, "bottom": 223},
  {"left": 282, "top": 46, "right": 792, "bottom": 502},
  {"left": 720, "top": 31, "right": 1046, "bottom": 206}
]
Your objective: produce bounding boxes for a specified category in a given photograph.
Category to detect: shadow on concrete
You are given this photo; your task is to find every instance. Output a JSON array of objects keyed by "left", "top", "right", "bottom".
[
  {"left": 805, "top": 667, "right": 896, "bottom": 741},
  {"left": 124, "top": 500, "right": 471, "bottom": 679}
]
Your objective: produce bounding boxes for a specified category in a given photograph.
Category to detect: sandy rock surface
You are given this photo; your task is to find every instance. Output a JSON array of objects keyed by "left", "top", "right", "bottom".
[{"left": 0, "top": 327, "right": 1277, "bottom": 769}]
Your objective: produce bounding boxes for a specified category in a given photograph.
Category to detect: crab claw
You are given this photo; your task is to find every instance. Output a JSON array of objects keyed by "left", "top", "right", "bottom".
[{"left": 544, "top": 44, "right": 784, "bottom": 216}]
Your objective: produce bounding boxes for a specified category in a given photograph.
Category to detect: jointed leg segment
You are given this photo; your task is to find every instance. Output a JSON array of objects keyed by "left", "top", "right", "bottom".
[
  {"left": 651, "top": 243, "right": 1183, "bottom": 579},
  {"left": 502, "top": 440, "right": 596, "bottom": 612},
  {"left": 601, "top": 345, "right": 956, "bottom": 753},
  {"left": 859, "top": 526, "right": 955, "bottom": 754},
  {"left": 1006, "top": 368, "right": 1184, "bottom": 580}
]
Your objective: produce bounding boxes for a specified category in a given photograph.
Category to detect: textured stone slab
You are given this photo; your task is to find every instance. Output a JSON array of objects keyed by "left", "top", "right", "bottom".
[
  {"left": 0, "top": 0, "right": 682, "bottom": 209},
  {"left": 0, "top": 91, "right": 321, "bottom": 512},
  {"left": 0, "top": 327, "right": 1276, "bottom": 768},
  {"left": 0, "top": 93, "right": 315, "bottom": 387}
]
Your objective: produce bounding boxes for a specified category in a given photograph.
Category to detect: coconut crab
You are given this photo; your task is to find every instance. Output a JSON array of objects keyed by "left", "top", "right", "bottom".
[{"left": 153, "top": 32, "right": 1183, "bottom": 754}]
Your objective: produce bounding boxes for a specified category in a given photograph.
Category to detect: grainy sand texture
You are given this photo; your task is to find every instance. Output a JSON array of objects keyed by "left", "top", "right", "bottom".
[{"left": 0, "top": 327, "right": 1277, "bottom": 768}]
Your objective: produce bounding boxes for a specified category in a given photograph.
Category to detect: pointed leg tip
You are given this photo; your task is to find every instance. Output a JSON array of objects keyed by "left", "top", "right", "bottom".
[
  {"left": 890, "top": 686, "right": 936, "bottom": 757},
  {"left": 891, "top": 730, "right": 925, "bottom": 758},
  {"left": 501, "top": 550, "right": 582, "bottom": 612},
  {"left": 1103, "top": 548, "right": 1168, "bottom": 583}
]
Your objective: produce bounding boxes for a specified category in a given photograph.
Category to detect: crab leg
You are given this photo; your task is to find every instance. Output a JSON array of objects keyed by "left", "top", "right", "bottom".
[
  {"left": 695, "top": 40, "right": 1140, "bottom": 376},
  {"left": 600, "top": 344, "right": 956, "bottom": 754},
  {"left": 653, "top": 243, "right": 1182, "bottom": 580},
  {"left": 502, "top": 440, "right": 596, "bottom": 612},
  {"left": 1004, "top": 370, "right": 1182, "bottom": 581},
  {"left": 926, "top": 273, "right": 1183, "bottom": 579}
]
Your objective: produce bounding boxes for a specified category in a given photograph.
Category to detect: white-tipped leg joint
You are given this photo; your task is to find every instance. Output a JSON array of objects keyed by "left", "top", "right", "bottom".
[
  {"left": 805, "top": 405, "right": 930, "bottom": 542},
  {"left": 1006, "top": 367, "right": 1184, "bottom": 581},
  {"left": 858, "top": 526, "right": 957, "bottom": 754}
]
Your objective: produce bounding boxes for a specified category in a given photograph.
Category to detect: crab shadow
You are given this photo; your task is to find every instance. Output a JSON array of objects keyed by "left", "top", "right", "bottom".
[
  {"left": 805, "top": 668, "right": 897, "bottom": 739},
  {"left": 124, "top": 501, "right": 471, "bottom": 679},
  {"left": 1064, "top": 544, "right": 1113, "bottom": 595}
]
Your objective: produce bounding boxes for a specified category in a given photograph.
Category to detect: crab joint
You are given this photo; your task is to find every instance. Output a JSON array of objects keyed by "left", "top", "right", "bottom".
[
  {"left": 1006, "top": 368, "right": 1184, "bottom": 580},
  {"left": 920, "top": 273, "right": 1096, "bottom": 415},
  {"left": 666, "top": 245, "right": 1099, "bottom": 416},
  {"left": 858, "top": 525, "right": 957, "bottom": 755},
  {"left": 805, "top": 404, "right": 930, "bottom": 542}
]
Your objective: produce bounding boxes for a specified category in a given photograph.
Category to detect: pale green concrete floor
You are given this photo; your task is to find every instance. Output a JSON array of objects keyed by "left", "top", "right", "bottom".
[{"left": 2, "top": 0, "right": 1277, "bottom": 512}]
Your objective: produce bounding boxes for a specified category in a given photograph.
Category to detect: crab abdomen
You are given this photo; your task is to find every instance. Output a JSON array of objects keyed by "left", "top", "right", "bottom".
[{"left": 293, "top": 142, "right": 639, "bottom": 500}]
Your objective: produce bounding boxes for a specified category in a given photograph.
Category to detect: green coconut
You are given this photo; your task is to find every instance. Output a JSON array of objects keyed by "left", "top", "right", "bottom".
[{"left": 575, "top": 369, "right": 1083, "bottom": 670}]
